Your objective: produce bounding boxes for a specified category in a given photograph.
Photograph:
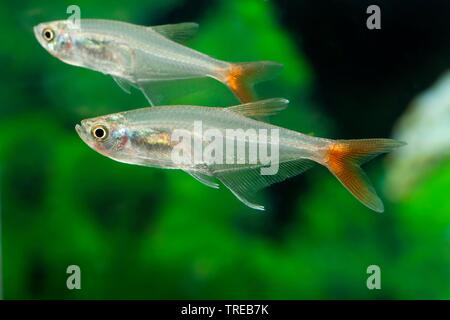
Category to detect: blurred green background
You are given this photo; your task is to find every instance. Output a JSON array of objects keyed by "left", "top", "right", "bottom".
[{"left": 0, "top": 0, "right": 449, "bottom": 299}]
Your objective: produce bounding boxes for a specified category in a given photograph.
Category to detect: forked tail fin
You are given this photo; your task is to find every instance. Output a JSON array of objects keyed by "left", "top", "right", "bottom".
[
  {"left": 324, "top": 139, "right": 405, "bottom": 212},
  {"left": 224, "top": 61, "right": 283, "bottom": 103}
]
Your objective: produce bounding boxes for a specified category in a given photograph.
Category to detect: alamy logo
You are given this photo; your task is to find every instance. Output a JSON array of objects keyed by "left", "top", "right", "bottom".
[
  {"left": 366, "top": 5, "right": 381, "bottom": 30},
  {"left": 366, "top": 265, "right": 381, "bottom": 290},
  {"left": 66, "top": 265, "right": 81, "bottom": 290},
  {"left": 66, "top": 5, "right": 81, "bottom": 29},
  {"left": 171, "top": 121, "right": 280, "bottom": 175}
]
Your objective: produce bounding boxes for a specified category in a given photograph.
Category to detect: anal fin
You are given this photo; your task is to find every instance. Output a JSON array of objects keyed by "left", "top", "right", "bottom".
[
  {"left": 215, "top": 159, "right": 315, "bottom": 211},
  {"left": 137, "top": 77, "right": 224, "bottom": 106},
  {"left": 185, "top": 170, "right": 220, "bottom": 189},
  {"left": 112, "top": 76, "right": 136, "bottom": 94}
]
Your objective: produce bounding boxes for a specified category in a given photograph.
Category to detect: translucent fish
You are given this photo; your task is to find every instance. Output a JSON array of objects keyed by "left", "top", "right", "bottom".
[
  {"left": 75, "top": 99, "right": 405, "bottom": 212},
  {"left": 34, "top": 19, "right": 283, "bottom": 105}
]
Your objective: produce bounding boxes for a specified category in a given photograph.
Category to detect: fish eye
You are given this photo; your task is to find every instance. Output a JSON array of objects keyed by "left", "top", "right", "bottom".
[
  {"left": 42, "top": 28, "right": 55, "bottom": 42},
  {"left": 91, "top": 125, "right": 109, "bottom": 141}
]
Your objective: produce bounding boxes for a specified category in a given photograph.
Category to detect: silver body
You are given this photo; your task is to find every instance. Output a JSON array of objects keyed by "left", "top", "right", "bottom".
[
  {"left": 77, "top": 105, "right": 330, "bottom": 172},
  {"left": 34, "top": 19, "right": 229, "bottom": 86},
  {"left": 76, "top": 100, "right": 331, "bottom": 210},
  {"left": 34, "top": 19, "right": 283, "bottom": 104}
]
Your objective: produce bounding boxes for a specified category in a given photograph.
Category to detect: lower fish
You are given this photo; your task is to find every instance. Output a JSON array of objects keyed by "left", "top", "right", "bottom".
[
  {"left": 75, "top": 98, "right": 405, "bottom": 212},
  {"left": 34, "top": 19, "right": 282, "bottom": 105}
]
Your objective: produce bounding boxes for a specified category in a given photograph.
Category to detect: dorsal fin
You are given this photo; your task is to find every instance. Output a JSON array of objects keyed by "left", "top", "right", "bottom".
[
  {"left": 150, "top": 22, "right": 199, "bottom": 43},
  {"left": 227, "top": 98, "right": 289, "bottom": 119}
]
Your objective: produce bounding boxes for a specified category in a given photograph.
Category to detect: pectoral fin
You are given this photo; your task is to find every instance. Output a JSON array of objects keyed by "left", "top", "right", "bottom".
[{"left": 150, "top": 22, "right": 199, "bottom": 43}]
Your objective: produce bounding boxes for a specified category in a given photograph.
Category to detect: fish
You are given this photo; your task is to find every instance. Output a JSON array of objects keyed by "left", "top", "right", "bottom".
[
  {"left": 34, "top": 19, "right": 282, "bottom": 105},
  {"left": 75, "top": 98, "right": 405, "bottom": 212}
]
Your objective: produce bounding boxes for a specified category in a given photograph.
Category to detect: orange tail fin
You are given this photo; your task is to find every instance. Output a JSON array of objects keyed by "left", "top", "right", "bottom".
[
  {"left": 324, "top": 139, "right": 405, "bottom": 212},
  {"left": 224, "top": 61, "right": 283, "bottom": 103}
]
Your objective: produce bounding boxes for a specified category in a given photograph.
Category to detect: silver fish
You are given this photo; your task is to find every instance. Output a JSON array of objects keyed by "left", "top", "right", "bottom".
[
  {"left": 75, "top": 98, "right": 405, "bottom": 212},
  {"left": 34, "top": 19, "right": 282, "bottom": 105}
]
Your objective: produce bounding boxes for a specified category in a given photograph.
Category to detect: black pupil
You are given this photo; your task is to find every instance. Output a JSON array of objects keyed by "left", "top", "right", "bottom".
[
  {"left": 95, "top": 128, "right": 105, "bottom": 139},
  {"left": 45, "top": 31, "right": 52, "bottom": 40}
]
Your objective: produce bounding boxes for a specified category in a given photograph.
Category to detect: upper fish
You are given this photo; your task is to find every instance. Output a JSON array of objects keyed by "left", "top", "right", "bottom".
[
  {"left": 34, "top": 19, "right": 283, "bottom": 105},
  {"left": 75, "top": 98, "right": 405, "bottom": 212}
]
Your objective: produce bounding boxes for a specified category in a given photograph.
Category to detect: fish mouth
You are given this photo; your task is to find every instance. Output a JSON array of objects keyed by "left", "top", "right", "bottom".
[
  {"left": 75, "top": 123, "right": 86, "bottom": 138},
  {"left": 33, "top": 25, "right": 43, "bottom": 43},
  {"left": 76, "top": 123, "right": 95, "bottom": 149},
  {"left": 33, "top": 24, "right": 49, "bottom": 51}
]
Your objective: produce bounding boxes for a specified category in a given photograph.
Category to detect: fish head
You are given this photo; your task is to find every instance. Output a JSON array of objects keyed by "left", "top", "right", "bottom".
[
  {"left": 34, "top": 20, "right": 78, "bottom": 64},
  {"left": 76, "top": 114, "right": 131, "bottom": 160}
]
